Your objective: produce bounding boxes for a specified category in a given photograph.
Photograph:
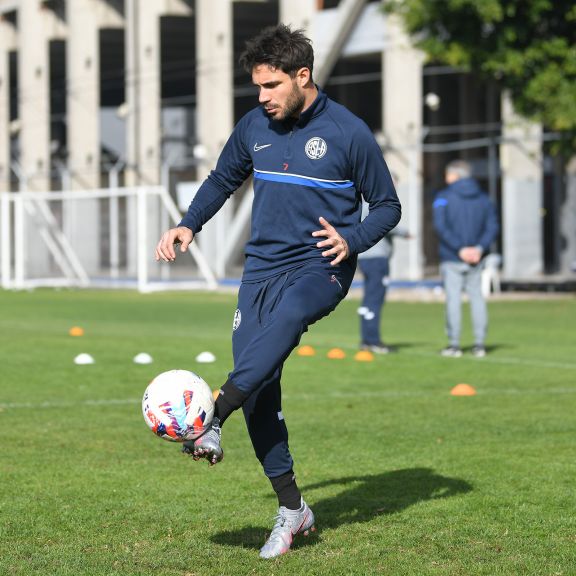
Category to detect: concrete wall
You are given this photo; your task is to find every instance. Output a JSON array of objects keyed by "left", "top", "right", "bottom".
[{"left": 0, "top": 0, "right": 568, "bottom": 282}]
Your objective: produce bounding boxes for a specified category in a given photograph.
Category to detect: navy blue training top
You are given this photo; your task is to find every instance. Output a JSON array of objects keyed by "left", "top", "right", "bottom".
[
  {"left": 179, "top": 89, "right": 401, "bottom": 281},
  {"left": 433, "top": 177, "right": 499, "bottom": 263}
]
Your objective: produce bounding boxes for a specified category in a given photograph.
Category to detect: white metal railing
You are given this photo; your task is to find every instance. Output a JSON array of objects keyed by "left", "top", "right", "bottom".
[{"left": 0, "top": 186, "right": 217, "bottom": 292}]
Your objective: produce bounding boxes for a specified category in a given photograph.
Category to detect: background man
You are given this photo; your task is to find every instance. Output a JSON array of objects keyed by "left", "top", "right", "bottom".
[
  {"left": 358, "top": 173, "right": 412, "bottom": 354},
  {"left": 433, "top": 159, "right": 499, "bottom": 358}
]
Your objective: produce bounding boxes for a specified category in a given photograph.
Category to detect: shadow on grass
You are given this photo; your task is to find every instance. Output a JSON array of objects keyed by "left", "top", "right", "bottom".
[
  {"left": 382, "top": 342, "right": 421, "bottom": 352},
  {"left": 302, "top": 467, "right": 472, "bottom": 529},
  {"left": 211, "top": 467, "right": 472, "bottom": 551},
  {"left": 461, "top": 343, "right": 509, "bottom": 354}
]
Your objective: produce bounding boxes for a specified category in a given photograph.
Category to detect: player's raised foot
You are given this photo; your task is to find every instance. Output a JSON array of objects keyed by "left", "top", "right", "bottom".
[
  {"left": 182, "top": 417, "right": 223, "bottom": 465},
  {"left": 259, "top": 500, "right": 315, "bottom": 559}
]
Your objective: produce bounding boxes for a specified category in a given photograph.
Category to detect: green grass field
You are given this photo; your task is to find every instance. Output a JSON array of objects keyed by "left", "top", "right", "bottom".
[{"left": 1, "top": 288, "right": 575, "bottom": 576}]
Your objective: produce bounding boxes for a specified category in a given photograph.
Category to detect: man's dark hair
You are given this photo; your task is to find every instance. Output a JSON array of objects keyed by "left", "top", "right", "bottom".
[{"left": 239, "top": 24, "right": 314, "bottom": 79}]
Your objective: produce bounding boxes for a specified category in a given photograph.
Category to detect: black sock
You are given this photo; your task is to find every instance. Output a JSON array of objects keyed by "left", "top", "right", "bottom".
[
  {"left": 270, "top": 470, "right": 302, "bottom": 510},
  {"left": 214, "top": 379, "right": 248, "bottom": 426}
]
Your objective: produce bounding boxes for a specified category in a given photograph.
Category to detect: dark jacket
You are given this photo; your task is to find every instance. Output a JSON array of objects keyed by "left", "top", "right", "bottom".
[
  {"left": 433, "top": 177, "right": 499, "bottom": 263},
  {"left": 179, "top": 89, "right": 401, "bottom": 281}
]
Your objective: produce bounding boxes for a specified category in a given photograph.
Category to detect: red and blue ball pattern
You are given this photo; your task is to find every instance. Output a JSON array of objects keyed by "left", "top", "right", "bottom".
[{"left": 142, "top": 370, "right": 214, "bottom": 442}]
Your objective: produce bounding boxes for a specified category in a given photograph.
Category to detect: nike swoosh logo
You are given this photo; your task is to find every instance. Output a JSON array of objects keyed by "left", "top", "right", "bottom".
[{"left": 254, "top": 143, "right": 272, "bottom": 152}]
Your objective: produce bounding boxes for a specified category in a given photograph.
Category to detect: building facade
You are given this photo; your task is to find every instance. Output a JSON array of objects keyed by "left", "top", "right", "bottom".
[{"left": 1, "top": 0, "right": 574, "bottom": 284}]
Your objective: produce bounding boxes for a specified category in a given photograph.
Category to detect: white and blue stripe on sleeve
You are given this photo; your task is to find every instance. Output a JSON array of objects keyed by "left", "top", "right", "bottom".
[{"left": 254, "top": 169, "right": 354, "bottom": 189}]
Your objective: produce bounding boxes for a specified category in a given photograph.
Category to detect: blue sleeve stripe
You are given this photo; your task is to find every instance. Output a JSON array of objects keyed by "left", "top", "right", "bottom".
[
  {"left": 433, "top": 198, "right": 448, "bottom": 208},
  {"left": 254, "top": 169, "right": 354, "bottom": 189}
]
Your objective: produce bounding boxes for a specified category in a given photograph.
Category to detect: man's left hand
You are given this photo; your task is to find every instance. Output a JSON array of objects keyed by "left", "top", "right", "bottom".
[{"left": 312, "top": 216, "right": 350, "bottom": 266}]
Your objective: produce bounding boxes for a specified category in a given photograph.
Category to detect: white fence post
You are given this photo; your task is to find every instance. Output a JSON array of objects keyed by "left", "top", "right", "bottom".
[
  {"left": 137, "top": 187, "right": 148, "bottom": 293},
  {"left": 1, "top": 192, "right": 11, "bottom": 289},
  {"left": 14, "top": 195, "right": 24, "bottom": 289}
]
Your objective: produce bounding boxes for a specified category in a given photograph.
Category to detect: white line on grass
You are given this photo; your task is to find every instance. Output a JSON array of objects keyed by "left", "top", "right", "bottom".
[
  {"left": 0, "top": 398, "right": 140, "bottom": 410},
  {"left": 408, "top": 350, "right": 576, "bottom": 371},
  {"left": 1, "top": 387, "right": 576, "bottom": 411}
]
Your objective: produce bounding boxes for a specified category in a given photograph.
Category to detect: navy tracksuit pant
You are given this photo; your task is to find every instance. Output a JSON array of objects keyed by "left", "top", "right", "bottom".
[
  {"left": 229, "top": 261, "right": 354, "bottom": 479},
  {"left": 358, "top": 257, "right": 390, "bottom": 345}
]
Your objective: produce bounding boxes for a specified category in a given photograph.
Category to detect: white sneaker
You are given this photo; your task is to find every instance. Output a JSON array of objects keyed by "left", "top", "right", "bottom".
[
  {"left": 361, "top": 342, "right": 391, "bottom": 354},
  {"left": 472, "top": 345, "right": 486, "bottom": 358},
  {"left": 441, "top": 346, "right": 462, "bottom": 358},
  {"left": 259, "top": 500, "right": 315, "bottom": 559}
]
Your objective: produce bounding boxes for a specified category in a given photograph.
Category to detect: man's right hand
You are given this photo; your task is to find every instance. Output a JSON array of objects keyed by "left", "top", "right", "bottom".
[
  {"left": 155, "top": 226, "right": 194, "bottom": 262},
  {"left": 458, "top": 246, "right": 482, "bottom": 265}
]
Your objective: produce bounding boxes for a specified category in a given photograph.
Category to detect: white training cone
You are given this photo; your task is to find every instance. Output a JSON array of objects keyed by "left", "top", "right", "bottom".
[
  {"left": 133, "top": 352, "right": 153, "bottom": 365},
  {"left": 195, "top": 351, "right": 216, "bottom": 364},
  {"left": 74, "top": 353, "right": 95, "bottom": 365}
]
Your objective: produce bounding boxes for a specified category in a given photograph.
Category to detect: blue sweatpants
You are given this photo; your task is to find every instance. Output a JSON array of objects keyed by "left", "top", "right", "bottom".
[
  {"left": 358, "top": 257, "right": 390, "bottom": 345},
  {"left": 229, "top": 261, "right": 354, "bottom": 478}
]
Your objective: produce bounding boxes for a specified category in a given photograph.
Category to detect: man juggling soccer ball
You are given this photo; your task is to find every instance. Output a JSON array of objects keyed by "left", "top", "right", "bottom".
[{"left": 155, "top": 24, "right": 401, "bottom": 559}]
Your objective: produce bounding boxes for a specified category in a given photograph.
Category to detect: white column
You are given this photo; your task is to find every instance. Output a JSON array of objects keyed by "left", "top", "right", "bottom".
[
  {"left": 280, "top": 0, "right": 316, "bottom": 30},
  {"left": 123, "top": 0, "right": 163, "bottom": 281},
  {"left": 561, "top": 159, "right": 576, "bottom": 275},
  {"left": 64, "top": 0, "right": 105, "bottom": 276},
  {"left": 0, "top": 18, "right": 15, "bottom": 192},
  {"left": 500, "top": 92, "right": 543, "bottom": 279},
  {"left": 0, "top": 17, "right": 15, "bottom": 288},
  {"left": 125, "top": 0, "right": 162, "bottom": 186},
  {"left": 18, "top": 0, "right": 51, "bottom": 191},
  {"left": 196, "top": 0, "right": 233, "bottom": 277},
  {"left": 17, "top": 0, "right": 59, "bottom": 279},
  {"left": 67, "top": 0, "right": 101, "bottom": 189},
  {"left": 382, "top": 15, "right": 424, "bottom": 280},
  {"left": 125, "top": 0, "right": 192, "bottom": 280}
]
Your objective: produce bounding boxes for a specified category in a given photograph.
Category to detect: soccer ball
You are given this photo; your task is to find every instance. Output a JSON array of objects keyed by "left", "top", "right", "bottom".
[{"left": 142, "top": 369, "right": 215, "bottom": 442}]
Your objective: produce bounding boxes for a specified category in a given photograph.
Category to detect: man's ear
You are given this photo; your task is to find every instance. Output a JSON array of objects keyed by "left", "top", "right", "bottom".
[{"left": 296, "top": 67, "right": 311, "bottom": 87}]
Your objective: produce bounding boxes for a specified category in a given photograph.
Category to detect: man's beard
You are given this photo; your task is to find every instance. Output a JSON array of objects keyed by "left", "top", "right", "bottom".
[{"left": 267, "top": 82, "right": 305, "bottom": 121}]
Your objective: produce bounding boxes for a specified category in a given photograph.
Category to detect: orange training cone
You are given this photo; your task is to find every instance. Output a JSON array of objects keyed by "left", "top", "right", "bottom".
[
  {"left": 354, "top": 350, "right": 374, "bottom": 362},
  {"left": 451, "top": 383, "right": 477, "bottom": 396},
  {"left": 69, "top": 326, "right": 84, "bottom": 337},
  {"left": 327, "top": 348, "right": 346, "bottom": 359},
  {"left": 297, "top": 345, "right": 316, "bottom": 357}
]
